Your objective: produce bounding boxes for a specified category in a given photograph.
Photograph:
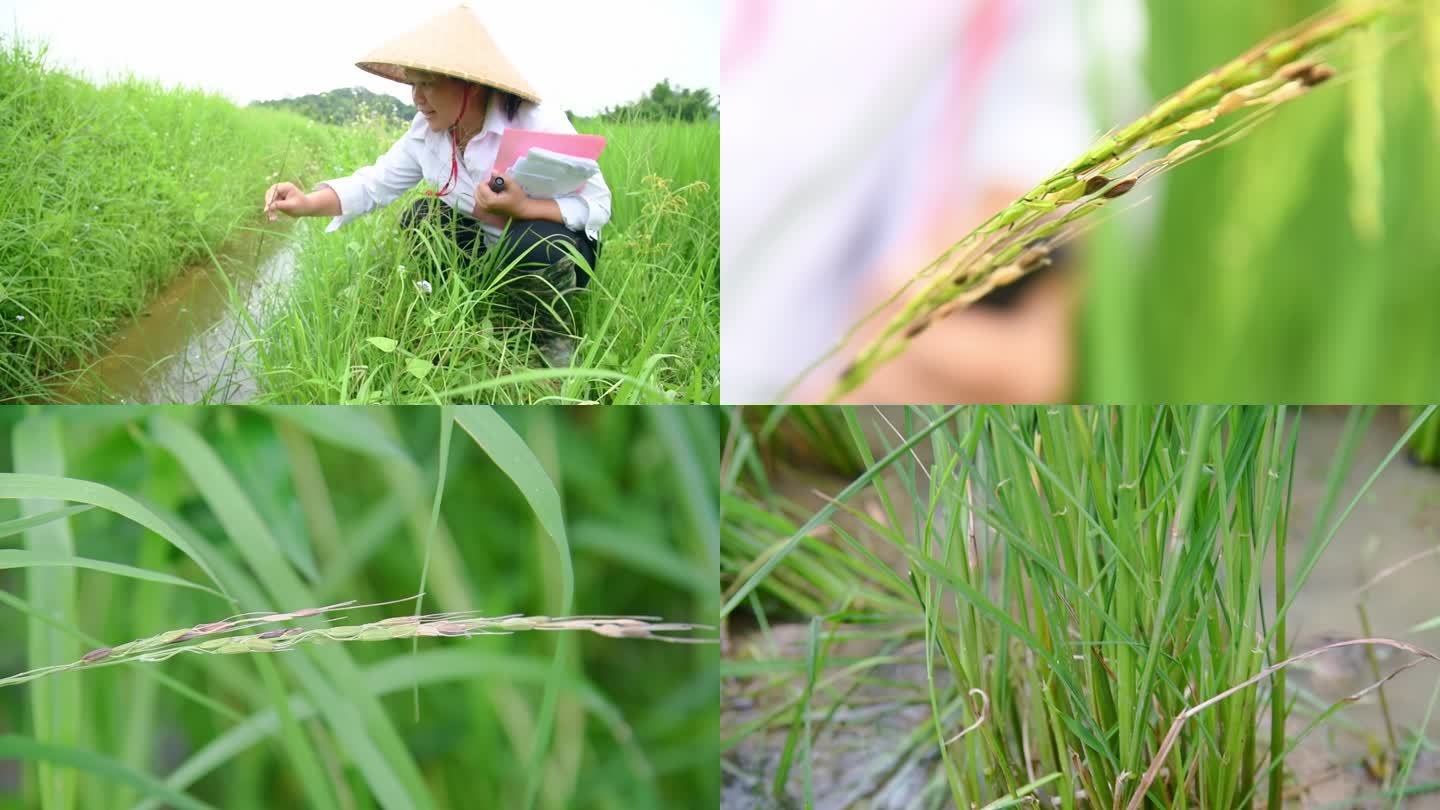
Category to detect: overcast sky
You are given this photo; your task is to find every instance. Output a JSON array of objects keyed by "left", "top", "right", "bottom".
[{"left": 0, "top": 0, "right": 719, "bottom": 115}]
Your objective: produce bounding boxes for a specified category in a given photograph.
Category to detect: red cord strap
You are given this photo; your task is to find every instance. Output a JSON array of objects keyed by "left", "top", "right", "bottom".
[{"left": 424, "top": 86, "right": 472, "bottom": 199}]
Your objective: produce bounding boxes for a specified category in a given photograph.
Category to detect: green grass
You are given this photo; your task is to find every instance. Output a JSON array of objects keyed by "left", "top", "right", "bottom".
[
  {"left": 0, "top": 405, "right": 719, "bottom": 809},
  {"left": 243, "top": 118, "right": 719, "bottom": 405},
  {"left": 0, "top": 38, "right": 349, "bottom": 401},
  {"left": 722, "top": 405, "right": 1440, "bottom": 808}
]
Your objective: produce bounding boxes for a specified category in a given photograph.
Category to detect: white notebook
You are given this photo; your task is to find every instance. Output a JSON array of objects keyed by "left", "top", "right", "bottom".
[{"left": 508, "top": 147, "right": 600, "bottom": 199}]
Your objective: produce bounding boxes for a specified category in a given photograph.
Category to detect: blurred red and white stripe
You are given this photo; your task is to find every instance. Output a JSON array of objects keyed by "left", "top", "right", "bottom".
[{"left": 720, "top": 0, "right": 1145, "bottom": 403}]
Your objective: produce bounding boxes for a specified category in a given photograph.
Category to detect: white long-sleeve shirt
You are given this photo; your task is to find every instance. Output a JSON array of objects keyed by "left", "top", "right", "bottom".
[{"left": 319, "top": 92, "right": 612, "bottom": 242}]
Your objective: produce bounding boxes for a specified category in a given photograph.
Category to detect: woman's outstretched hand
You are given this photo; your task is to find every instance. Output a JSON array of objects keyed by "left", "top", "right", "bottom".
[{"left": 264, "top": 182, "right": 313, "bottom": 221}]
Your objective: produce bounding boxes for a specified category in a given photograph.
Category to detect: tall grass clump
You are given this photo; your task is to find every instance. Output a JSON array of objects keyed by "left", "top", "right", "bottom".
[
  {"left": 722, "top": 405, "right": 1440, "bottom": 808},
  {"left": 0, "top": 405, "right": 719, "bottom": 809},
  {"left": 245, "top": 118, "right": 718, "bottom": 404},
  {"left": 0, "top": 37, "right": 347, "bottom": 400}
]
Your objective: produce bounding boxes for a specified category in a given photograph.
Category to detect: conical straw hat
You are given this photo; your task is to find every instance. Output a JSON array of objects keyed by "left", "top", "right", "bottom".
[{"left": 356, "top": 4, "right": 541, "bottom": 104}]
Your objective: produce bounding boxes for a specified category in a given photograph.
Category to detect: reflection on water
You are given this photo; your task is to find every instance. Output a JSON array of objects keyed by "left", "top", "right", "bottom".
[{"left": 62, "top": 229, "right": 298, "bottom": 403}]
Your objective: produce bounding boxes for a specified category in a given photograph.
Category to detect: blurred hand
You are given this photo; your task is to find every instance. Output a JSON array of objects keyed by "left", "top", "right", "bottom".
[
  {"left": 805, "top": 184, "right": 1076, "bottom": 403},
  {"left": 263, "top": 182, "right": 312, "bottom": 221},
  {"left": 473, "top": 172, "right": 529, "bottom": 219}
]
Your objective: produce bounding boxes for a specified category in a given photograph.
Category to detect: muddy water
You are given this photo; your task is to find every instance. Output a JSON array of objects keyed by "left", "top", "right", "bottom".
[
  {"left": 60, "top": 225, "right": 298, "bottom": 403},
  {"left": 1265, "top": 408, "right": 1440, "bottom": 807},
  {"left": 723, "top": 407, "right": 1440, "bottom": 809}
]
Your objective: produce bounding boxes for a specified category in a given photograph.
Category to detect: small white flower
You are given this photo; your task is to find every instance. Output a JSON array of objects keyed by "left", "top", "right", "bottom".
[
  {"left": 396, "top": 264, "right": 407, "bottom": 276},
  {"left": 414, "top": 279, "right": 432, "bottom": 295},
  {"left": 15, "top": 315, "right": 23, "bottom": 322}
]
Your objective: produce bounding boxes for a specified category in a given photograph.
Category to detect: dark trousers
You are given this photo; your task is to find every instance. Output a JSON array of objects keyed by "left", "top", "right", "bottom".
[{"left": 399, "top": 198, "right": 599, "bottom": 337}]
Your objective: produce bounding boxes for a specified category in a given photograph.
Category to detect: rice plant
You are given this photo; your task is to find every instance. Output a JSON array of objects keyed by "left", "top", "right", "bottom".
[
  {"left": 0, "top": 598, "right": 708, "bottom": 689},
  {"left": 721, "top": 404, "right": 1440, "bottom": 808},
  {"left": 0, "top": 405, "right": 719, "bottom": 809}
]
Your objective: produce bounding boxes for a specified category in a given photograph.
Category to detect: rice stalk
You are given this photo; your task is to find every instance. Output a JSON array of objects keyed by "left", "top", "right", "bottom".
[
  {"left": 1346, "top": 0, "right": 1386, "bottom": 242},
  {"left": 817, "top": 2, "right": 1395, "bottom": 401},
  {"left": 0, "top": 597, "right": 714, "bottom": 688},
  {"left": 1422, "top": 0, "right": 1440, "bottom": 134}
]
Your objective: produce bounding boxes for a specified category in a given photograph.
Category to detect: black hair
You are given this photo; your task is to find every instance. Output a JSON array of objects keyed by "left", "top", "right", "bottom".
[
  {"left": 464, "top": 81, "right": 524, "bottom": 120},
  {"left": 500, "top": 90, "right": 523, "bottom": 120}
]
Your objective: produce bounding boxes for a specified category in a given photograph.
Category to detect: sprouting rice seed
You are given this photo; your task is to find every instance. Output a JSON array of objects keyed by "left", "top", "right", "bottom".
[
  {"left": 81, "top": 647, "right": 112, "bottom": 664},
  {"left": 1279, "top": 60, "right": 1318, "bottom": 81},
  {"left": 1102, "top": 179, "right": 1138, "bottom": 199},
  {"left": 1301, "top": 63, "right": 1336, "bottom": 87},
  {"left": 904, "top": 319, "right": 932, "bottom": 339},
  {"left": 1017, "top": 239, "right": 1053, "bottom": 271}
]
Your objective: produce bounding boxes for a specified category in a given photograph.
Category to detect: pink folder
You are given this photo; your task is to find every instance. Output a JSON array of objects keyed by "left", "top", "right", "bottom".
[
  {"left": 477, "top": 128, "right": 607, "bottom": 229},
  {"left": 494, "top": 128, "right": 607, "bottom": 177}
]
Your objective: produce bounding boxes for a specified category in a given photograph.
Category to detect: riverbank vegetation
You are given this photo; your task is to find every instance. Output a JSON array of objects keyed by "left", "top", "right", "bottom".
[{"left": 0, "top": 38, "right": 352, "bottom": 400}]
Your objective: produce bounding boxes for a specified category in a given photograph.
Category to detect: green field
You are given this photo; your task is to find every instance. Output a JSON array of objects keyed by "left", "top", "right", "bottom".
[
  {"left": 0, "top": 40, "right": 718, "bottom": 404},
  {"left": 0, "top": 405, "right": 720, "bottom": 809}
]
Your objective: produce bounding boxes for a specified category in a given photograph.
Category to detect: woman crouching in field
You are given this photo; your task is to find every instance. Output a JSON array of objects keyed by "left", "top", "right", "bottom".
[{"left": 262, "top": 5, "right": 611, "bottom": 367}]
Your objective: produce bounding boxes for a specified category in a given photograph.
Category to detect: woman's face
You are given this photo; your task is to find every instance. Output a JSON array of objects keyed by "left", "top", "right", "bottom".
[{"left": 407, "top": 69, "right": 472, "bottom": 131}]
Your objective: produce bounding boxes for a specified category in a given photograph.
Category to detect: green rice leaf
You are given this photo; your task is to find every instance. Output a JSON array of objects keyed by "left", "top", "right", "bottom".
[
  {"left": 571, "top": 520, "right": 712, "bottom": 594},
  {"left": 140, "top": 649, "right": 649, "bottom": 810},
  {"left": 0, "top": 473, "right": 231, "bottom": 602},
  {"left": 0, "top": 735, "right": 216, "bottom": 810},
  {"left": 0, "top": 504, "right": 94, "bottom": 540},
  {"left": 251, "top": 405, "right": 416, "bottom": 469},
  {"left": 648, "top": 406, "right": 720, "bottom": 574},
  {"left": 0, "top": 549, "right": 225, "bottom": 599},
  {"left": 452, "top": 407, "right": 573, "bottom": 607},
  {"left": 14, "top": 414, "right": 80, "bottom": 810},
  {"left": 452, "top": 407, "right": 576, "bottom": 810}
]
